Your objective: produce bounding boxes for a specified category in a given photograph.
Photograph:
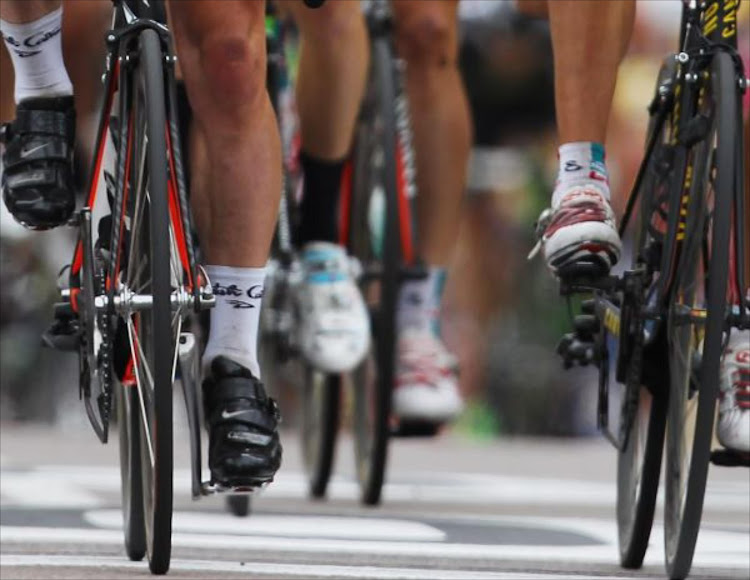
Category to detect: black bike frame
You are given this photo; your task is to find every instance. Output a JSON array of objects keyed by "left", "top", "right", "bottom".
[
  {"left": 617, "top": 0, "right": 745, "bottom": 317},
  {"left": 69, "top": 0, "right": 198, "bottom": 441}
]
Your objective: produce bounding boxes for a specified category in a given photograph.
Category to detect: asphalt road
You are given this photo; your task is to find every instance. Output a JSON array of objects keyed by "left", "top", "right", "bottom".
[{"left": 1, "top": 422, "right": 748, "bottom": 580}]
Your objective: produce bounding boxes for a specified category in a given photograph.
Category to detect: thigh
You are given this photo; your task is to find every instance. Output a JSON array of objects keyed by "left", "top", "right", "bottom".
[{"left": 167, "top": 0, "right": 265, "bottom": 47}]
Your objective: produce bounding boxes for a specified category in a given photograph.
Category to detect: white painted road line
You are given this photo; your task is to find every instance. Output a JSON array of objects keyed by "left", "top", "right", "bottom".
[
  {"left": 3, "top": 467, "right": 748, "bottom": 512},
  {"left": 2, "top": 524, "right": 748, "bottom": 571},
  {"left": 0, "top": 472, "right": 102, "bottom": 508},
  {"left": 0, "top": 554, "right": 624, "bottom": 580},
  {"left": 85, "top": 510, "right": 447, "bottom": 542}
]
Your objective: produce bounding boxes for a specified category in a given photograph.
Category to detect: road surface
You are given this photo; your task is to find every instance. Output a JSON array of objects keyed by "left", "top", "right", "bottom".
[{"left": 1, "top": 423, "right": 748, "bottom": 579}]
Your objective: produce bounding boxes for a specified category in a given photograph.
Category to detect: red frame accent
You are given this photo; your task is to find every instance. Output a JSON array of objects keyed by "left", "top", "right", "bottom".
[
  {"left": 338, "top": 161, "right": 353, "bottom": 247},
  {"left": 72, "top": 60, "right": 120, "bottom": 277},
  {"left": 122, "top": 355, "right": 136, "bottom": 387},
  {"left": 395, "top": 139, "right": 415, "bottom": 265},
  {"left": 113, "top": 112, "right": 136, "bottom": 278},
  {"left": 70, "top": 288, "right": 80, "bottom": 314},
  {"left": 165, "top": 125, "right": 194, "bottom": 289}
]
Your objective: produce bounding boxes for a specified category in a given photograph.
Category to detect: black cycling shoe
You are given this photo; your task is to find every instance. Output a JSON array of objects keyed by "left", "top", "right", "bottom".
[
  {"left": 203, "top": 357, "right": 282, "bottom": 488},
  {"left": 1, "top": 96, "right": 76, "bottom": 230}
]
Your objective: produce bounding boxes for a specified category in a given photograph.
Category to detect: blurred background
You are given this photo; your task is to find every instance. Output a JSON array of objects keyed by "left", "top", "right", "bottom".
[{"left": 1, "top": 0, "right": 748, "bottom": 436}]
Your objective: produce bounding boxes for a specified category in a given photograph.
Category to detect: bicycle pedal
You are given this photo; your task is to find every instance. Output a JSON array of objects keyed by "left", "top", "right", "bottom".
[
  {"left": 558, "top": 262, "right": 615, "bottom": 294},
  {"left": 201, "top": 480, "right": 269, "bottom": 495},
  {"left": 41, "top": 317, "right": 80, "bottom": 351},
  {"left": 710, "top": 449, "right": 750, "bottom": 467},
  {"left": 573, "top": 314, "right": 600, "bottom": 336},
  {"left": 557, "top": 332, "right": 596, "bottom": 368}
]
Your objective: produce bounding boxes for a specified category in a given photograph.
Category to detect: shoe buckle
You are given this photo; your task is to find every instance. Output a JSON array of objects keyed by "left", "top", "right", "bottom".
[
  {"left": 268, "top": 397, "right": 282, "bottom": 422},
  {"left": 0, "top": 123, "right": 11, "bottom": 145}
]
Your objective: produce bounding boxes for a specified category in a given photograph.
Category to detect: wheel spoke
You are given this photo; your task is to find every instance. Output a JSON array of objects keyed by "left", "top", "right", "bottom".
[
  {"left": 126, "top": 317, "right": 155, "bottom": 468},
  {"left": 170, "top": 315, "right": 182, "bottom": 384}
]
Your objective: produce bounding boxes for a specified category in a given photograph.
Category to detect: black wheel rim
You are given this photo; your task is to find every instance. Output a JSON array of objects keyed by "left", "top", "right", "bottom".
[
  {"left": 348, "top": 38, "right": 400, "bottom": 506},
  {"left": 664, "top": 53, "right": 735, "bottom": 579},
  {"left": 116, "top": 29, "right": 180, "bottom": 575},
  {"left": 302, "top": 368, "right": 341, "bottom": 498}
]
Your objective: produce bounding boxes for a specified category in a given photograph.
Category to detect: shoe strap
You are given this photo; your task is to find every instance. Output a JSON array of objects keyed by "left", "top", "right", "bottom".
[
  {"left": 4, "top": 137, "right": 71, "bottom": 169},
  {"left": 205, "top": 377, "right": 267, "bottom": 406},
  {"left": 14, "top": 108, "right": 74, "bottom": 139}
]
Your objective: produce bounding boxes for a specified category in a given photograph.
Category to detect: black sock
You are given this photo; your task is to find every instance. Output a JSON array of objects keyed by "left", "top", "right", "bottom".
[{"left": 296, "top": 152, "right": 346, "bottom": 246}]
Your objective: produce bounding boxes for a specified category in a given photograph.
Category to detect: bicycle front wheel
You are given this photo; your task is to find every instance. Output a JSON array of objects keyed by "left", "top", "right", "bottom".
[
  {"left": 664, "top": 51, "right": 737, "bottom": 580},
  {"left": 347, "top": 36, "right": 402, "bottom": 506},
  {"left": 116, "top": 29, "right": 176, "bottom": 575},
  {"left": 117, "top": 381, "right": 146, "bottom": 560}
]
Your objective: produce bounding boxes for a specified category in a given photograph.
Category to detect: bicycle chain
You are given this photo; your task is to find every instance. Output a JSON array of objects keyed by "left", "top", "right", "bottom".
[{"left": 79, "top": 258, "right": 115, "bottom": 429}]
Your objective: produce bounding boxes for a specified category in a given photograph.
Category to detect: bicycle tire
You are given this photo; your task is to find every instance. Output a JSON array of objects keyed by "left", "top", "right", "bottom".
[
  {"left": 348, "top": 36, "right": 400, "bottom": 506},
  {"left": 118, "top": 29, "right": 174, "bottom": 575},
  {"left": 664, "top": 51, "right": 737, "bottom": 580},
  {"left": 617, "top": 364, "right": 668, "bottom": 568},
  {"left": 117, "top": 382, "right": 147, "bottom": 560},
  {"left": 616, "top": 57, "right": 673, "bottom": 569},
  {"left": 301, "top": 369, "right": 341, "bottom": 498}
]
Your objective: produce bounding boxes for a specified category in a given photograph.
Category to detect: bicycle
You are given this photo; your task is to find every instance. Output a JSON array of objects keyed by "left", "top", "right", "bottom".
[
  {"left": 18, "top": 0, "right": 249, "bottom": 574},
  {"left": 259, "top": 0, "right": 423, "bottom": 507},
  {"left": 556, "top": 1, "right": 748, "bottom": 578}
]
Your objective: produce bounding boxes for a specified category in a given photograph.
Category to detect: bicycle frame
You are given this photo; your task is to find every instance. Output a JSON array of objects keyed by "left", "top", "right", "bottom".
[
  {"left": 615, "top": 0, "right": 746, "bottom": 325},
  {"left": 58, "top": 0, "right": 202, "bottom": 443},
  {"left": 561, "top": 0, "right": 748, "bottom": 447},
  {"left": 338, "top": 0, "right": 420, "bottom": 268}
]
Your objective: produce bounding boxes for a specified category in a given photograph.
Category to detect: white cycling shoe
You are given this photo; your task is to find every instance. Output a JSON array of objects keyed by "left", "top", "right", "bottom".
[
  {"left": 295, "top": 242, "right": 370, "bottom": 374},
  {"left": 531, "top": 184, "right": 622, "bottom": 276},
  {"left": 717, "top": 329, "right": 750, "bottom": 453},
  {"left": 393, "top": 328, "right": 463, "bottom": 424}
]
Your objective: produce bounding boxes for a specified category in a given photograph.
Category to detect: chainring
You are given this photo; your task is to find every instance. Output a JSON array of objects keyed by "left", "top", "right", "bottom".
[{"left": 77, "top": 217, "right": 115, "bottom": 442}]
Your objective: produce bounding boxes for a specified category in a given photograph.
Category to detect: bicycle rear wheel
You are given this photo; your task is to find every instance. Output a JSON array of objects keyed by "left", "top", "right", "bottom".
[
  {"left": 117, "top": 29, "right": 176, "bottom": 575},
  {"left": 616, "top": 57, "right": 674, "bottom": 569},
  {"left": 347, "top": 37, "right": 401, "bottom": 506},
  {"left": 616, "top": 341, "right": 668, "bottom": 568},
  {"left": 302, "top": 369, "right": 341, "bottom": 498},
  {"left": 664, "top": 51, "right": 737, "bottom": 580}
]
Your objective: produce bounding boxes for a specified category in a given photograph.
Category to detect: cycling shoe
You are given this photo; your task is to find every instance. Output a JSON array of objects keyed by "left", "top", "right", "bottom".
[
  {"left": 203, "top": 357, "right": 282, "bottom": 487},
  {"left": 1, "top": 96, "right": 76, "bottom": 230}
]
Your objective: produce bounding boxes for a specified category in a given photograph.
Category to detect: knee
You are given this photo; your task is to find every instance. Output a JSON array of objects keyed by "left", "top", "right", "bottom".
[
  {"left": 395, "top": 11, "right": 457, "bottom": 68},
  {"left": 198, "top": 34, "right": 266, "bottom": 114}
]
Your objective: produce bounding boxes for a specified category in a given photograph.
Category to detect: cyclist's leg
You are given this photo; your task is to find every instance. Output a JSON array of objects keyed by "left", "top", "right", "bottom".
[
  {"left": 283, "top": 0, "right": 371, "bottom": 374},
  {"left": 168, "top": 0, "right": 282, "bottom": 485},
  {"left": 534, "top": 0, "right": 634, "bottom": 275},
  {"left": 0, "top": 0, "right": 76, "bottom": 229},
  {"left": 390, "top": 0, "right": 470, "bottom": 425},
  {"left": 392, "top": 0, "right": 470, "bottom": 267}
]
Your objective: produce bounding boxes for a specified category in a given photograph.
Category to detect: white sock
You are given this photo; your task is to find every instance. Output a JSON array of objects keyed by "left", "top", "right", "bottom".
[
  {"left": 553, "top": 142, "right": 610, "bottom": 207},
  {"left": 1, "top": 7, "right": 73, "bottom": 103},
  {"left": 397, "top": 267, "right": 447, "bottom": 337},
  {"left": 202, "top": 265, "right": 266, "bottom": 379}
]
